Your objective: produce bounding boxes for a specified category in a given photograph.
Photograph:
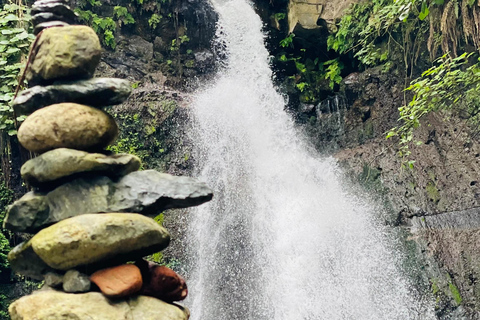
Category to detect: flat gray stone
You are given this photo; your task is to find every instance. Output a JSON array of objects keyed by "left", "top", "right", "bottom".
[
  {"left": 4, "top": 170, "right": 213, "bottom": 233},
  {"left": 62, "top": 270, "right": 91, "bottom": 293},
  {"left": 14, "top": 78, "right": 132, "bottom": 115},
  {"left": 31, "top": 2, "right": 76, "bottom": 20},
  {"left": 32, "top": 12, "right": 74, "bottom": 26},
  {"left": 21, "top": 148, "right": 141, "bottom": 187}
]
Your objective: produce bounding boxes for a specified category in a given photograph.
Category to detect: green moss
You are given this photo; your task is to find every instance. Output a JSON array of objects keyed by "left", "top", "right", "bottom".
[
  {"left": 363, "top": 121, "right": 374, "bottom": 139},
  {"left": 426, "top": 181, "right": 440, "bottom": 204},
  {"left": 161, "top": 100, "right": 177, "bottom": 115},
  {"left": 449, "top": 282, "right": 463, "bottom": 305},
  {"left": 185, "top": 59, "right": 195, "bottom": 68},
  {"left": 431, "top": 279, "right": 440, "bottom": 295}
]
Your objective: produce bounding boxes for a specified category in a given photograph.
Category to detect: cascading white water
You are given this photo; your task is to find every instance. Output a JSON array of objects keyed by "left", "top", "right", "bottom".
[{"left": 186, "top": 0, "right": 436, "bottom": 319}]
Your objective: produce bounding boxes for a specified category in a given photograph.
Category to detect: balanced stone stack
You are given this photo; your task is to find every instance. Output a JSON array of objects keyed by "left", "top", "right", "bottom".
[{"left": 3, "top": 2, "right": 213, "bottom": 319}]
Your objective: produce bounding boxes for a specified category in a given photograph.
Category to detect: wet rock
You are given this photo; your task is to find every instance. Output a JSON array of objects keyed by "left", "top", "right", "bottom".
[
  {"left": 31, "top": 2, "right": 76, "bottom": 21},
  {"left": 13, "top": 78, "right": 132, "bottom": 115},
  {"left": 27, "top": 26, "right": 101, "bottom": 85},
  {"left": 154, "top": 36, "right": 168, "bottom": 53},
  {"left": 21, "top": 148, "right": 141, "bottom": 187},
  {"left": 136, "top": 260, "right": 188, "bottom": 302},
  {"left": 18, "top": 103, "right": 118, "bottom": 153},
  {"left": 62, "top": 270, "right": 91, "bottom": 293},
  {"left": 124, "top": 35, "right": 153, "bottom": 61},
  {"left": 194, "top": 50, "right": 214, "bottom": 72},
  {"left": 90, "top": 264, "right": 142, "bottom": 298},
  {"left": 30, "top": 213, "right": 170, "bottom": 270},
  {"left": 5, "top": 170, "right": 213, "bottom": 233},
  {"left": 33, "top": 21, "right": 70, "bottom": 36},
  {"left": 9, "top": 291, "right": 190, "bottom": 320},
  {"left": 8, "top": 242, "right": 53, "bottom": 280},
  {"left": 44, "top": 272, "right": 63, "bottom": 288},
  {"left": 32, "top": 12, "right": 74, "bottom": 26}
]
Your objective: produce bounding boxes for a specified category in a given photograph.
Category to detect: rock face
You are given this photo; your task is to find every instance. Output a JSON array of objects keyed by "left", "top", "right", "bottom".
[
  {"left": 288, "top": 0, "right": 357, "bottom": 33},
  {"left": 29, "top": 213, "right": 170, "bottom": 270},
  {"left": 9, "top": 290, "right": 190, "bottom": 320},
  {"left": 5, "top": 170, "right": 213, "bottom": 233},
  {"left": 21, "top": 148, "right": 141, "bottom": 187},
  {"left": 90, "top": 264, "right": 143, "bottom": 298},
  {"left": 13, "top": 78, "right": 132, "bottom": 115},
  {"left": 18, "top": 103, "right": 118, "bottom": 153},
  {"left": 26, "top": 26, "right": 101, "bottom": 85}
]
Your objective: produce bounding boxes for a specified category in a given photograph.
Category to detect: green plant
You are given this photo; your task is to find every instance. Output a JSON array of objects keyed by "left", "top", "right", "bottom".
[
  {"left": 170, "top": 34, "right": 190, "bottom": 52},
  {"left": 449, "top": 281, "right": 463, "bottom": 305},
  {"left": 386, "top": 52, "right": 480, "bottom": 165},
  {"left": 279, "top": 33, "right": 295, "bottom": 48},
  {"left": 274, "top": 12, "right": 286, "bottom": 20},
  {"left": 75, "top": 9, "right": 117, "bottom": 49},
  {"left": 321, "top": 59, "right": 344, "bottom": 89},
  {"left": 148, "top": 13, "right": 162, "bottom": 30},
  {"left": 0, "top": 172, "right": 13, "bottom": 282},
  {"left": 113, "top": 6, "right": 135, "bottom": 26},
  {"left": 0, "top": 1, "right": 34, "bottom": 135}
]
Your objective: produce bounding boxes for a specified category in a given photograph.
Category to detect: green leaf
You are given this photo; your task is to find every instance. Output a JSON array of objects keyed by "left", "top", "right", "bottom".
[{"left": 418, "top": 1, "right": 429, "bottom": 20}]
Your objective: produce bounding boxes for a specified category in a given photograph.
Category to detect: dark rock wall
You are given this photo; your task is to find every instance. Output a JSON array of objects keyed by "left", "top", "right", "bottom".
[{"left": 305, "top": 67, "right": 480, "bottom": 318}]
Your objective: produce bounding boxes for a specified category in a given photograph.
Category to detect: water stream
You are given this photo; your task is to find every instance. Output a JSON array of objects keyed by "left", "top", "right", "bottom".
[{"left": 185, "top": 0, "right": 436, "bottom": 318}]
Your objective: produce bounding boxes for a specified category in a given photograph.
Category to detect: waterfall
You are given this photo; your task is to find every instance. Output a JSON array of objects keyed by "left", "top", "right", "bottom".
[{"left": 185, "top": 0, "right": 436, "bottom": 319}]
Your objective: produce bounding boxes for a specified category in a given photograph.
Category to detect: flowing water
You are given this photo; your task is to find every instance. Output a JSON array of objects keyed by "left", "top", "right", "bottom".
[{"left": 186, "top": 0, "right": 436, "bottom": 318}]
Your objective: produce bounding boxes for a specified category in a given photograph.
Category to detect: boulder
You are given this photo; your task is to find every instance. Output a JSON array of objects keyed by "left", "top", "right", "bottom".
[
  {"left": 7, "top": 242, "right": 54, "bottom": 280},
  {"left": 5, "top": 170, "right": 213, "bottom": 233},
  {"left": 26, "top": 26, "right": 101, "bottom": 85},
  {"left": 62, "top": 270, "right": 91, "bottom": 293},
  {"left": 90, "top": 264, "right": 142, "bottom": 298},
  {"left": 136, "top": 260, "right": 188, "bottom": 302},
  {"left": 18, "top": 103, "right": 118, "bottom": 153},
  {"left": 9, "top": 290, "right": 190, "bottom": 320},
  {"left": 13, "top": 78, "right": 132, "bottom": 115},
  {"left": 30, "top": 213, "right": 170, "bottom": 270},
  {"left": 21, "top": 148, "right": 141, "bottom": 187}
]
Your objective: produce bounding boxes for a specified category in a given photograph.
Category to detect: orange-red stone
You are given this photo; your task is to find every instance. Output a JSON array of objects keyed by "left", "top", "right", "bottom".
[
  {"left": 136, "top": 260, "right": 188, "bottom": 302},
  {"left": 90, "top": 264, "right": 142, "bottom": 298}
]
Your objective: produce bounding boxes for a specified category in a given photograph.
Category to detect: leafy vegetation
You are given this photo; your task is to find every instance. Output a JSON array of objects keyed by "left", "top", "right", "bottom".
[
  {"left": 75, "top": 8, "right": 118, "bottom": 49},
  {"left": 322, "top": 0, "right": 480, "bottom": 164},
  {"left": 0, "top": 2, "right": 33, "bottom": 135},
  {"left": 386, "top": 53, "right": 480, "bottom": 164}
]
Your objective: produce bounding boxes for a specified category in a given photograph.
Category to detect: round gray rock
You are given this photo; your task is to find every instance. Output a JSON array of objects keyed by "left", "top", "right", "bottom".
[{"left": 18, "top": 103, "right": 118, "bottom": 153}]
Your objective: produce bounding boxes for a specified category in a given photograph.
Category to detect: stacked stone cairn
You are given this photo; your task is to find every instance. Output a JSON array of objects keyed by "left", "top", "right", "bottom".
[{"left": 3, "top": 1, "right": 213, "bottom": 319}]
